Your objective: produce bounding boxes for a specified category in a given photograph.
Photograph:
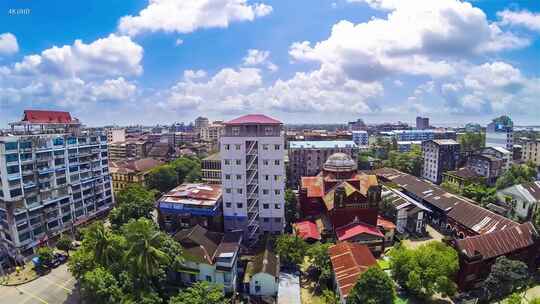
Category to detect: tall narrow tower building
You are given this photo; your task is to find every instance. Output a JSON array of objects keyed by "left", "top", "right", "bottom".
[{"left": 220, "top": 114, "right": 285, "bottom": 245}]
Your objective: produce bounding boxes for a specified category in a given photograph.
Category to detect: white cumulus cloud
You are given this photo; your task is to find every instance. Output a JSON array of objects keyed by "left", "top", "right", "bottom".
[
  {"left": 0, "top": 33, "right": 19, "bottom": 55},
  {"left": 498, "top": 9, "right": 540, "bottom": 32},
  {"left": 242, "top": 49, "right": 277, "bottom": 71},
  {"left": 118, "top": 0, "right": 272, "bottom": 36}
]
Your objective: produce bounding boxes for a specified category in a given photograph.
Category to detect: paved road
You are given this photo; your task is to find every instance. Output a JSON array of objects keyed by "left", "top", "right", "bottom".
[{"left": 0, "top": 263, "right": 79, "bottom": 304}]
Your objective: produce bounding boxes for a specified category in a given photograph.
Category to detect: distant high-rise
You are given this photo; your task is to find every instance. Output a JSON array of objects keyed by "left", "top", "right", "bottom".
[
  {"left": 194, "top": 116, "right": 209, "bottom": 134},
  {"left": 416, "top": 116, "right": 429, "bottom": 130},
  {"left": 486, "top": 115, "right": 513, "bottom": 151},
  {"left": 220, "top": 114, "right": 285, "bottom": 245}
]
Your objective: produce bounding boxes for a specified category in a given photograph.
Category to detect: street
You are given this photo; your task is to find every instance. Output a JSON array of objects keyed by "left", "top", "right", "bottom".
[{"left": 0, "top": 264, "right": 79, "bottom": 304}]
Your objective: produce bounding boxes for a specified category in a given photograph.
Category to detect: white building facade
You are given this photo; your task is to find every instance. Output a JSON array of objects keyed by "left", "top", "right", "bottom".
[
  {"left": 220, "top": 114, "right": 285, "bottom": 245},
  {"left": 352, "top": 131, "right": 369, "bottom": 146},
  {"left": 0, "top": 110, "right": 113, "bottom": 256}
]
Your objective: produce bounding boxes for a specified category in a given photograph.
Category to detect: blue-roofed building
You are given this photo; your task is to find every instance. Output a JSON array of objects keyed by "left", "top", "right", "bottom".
[
  {"left": 287, "top": 141, "right": 359, "bottom": 188},
  {"left": 156, "top": 183, "right": 223, "bottom": 232}
]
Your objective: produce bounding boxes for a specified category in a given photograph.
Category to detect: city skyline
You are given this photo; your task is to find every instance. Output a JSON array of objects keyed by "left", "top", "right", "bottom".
[{"left": 1, "top": 0, "right": 540, "bottom": 126}]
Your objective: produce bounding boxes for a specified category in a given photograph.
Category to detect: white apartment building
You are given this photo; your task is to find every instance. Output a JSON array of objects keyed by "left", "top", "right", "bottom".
[
  {"left": 0, "top": 110, "right": 113, "bottom": 256},
  {"left": 486, "top": 116, "right": 513, "bottom": 151},
  {"left": 106, "top": 128, "right": 125, "bottom": 143},
  {"left": 522, "top": 139, "right": 540, "bottom": 166},
  {"left": 352, "top": 131, "right": 369, "bottom": 147},
  {"left": 200, "top": 122, "right": 224, "bottom": 143},
  {"left": 220, "top": 114, "right": 285, "bottom": 245}
]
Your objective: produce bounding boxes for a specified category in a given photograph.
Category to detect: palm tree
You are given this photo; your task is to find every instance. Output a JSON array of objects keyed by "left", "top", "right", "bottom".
[
  {"left": 84, "top": 222, "right": 120, "bottom": 267},
  {"left": 122, "top": 219, "right": 170, "bottom": 279}
]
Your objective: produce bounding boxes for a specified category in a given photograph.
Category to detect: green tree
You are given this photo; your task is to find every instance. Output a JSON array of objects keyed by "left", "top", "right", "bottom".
[
  {"left": 484, "top": 256, "right": 529, "bottom": 300},
  {"left": 168, "top": 281, "right": 226, "bottom": 304},
  {"left": 441, "top": 181, "right": 460, "bottom": 195},
  {"left": 389, "top": 242, "right": 458, "bottom": 299},
  {"left": 110, "top": 184, "right": 156, "bottom": 229},
  {"left": 348, "top": 266, "right": 395, "bottom": 304},
  {"left": 285, "top": 189, "right": 299, "bottom": 230},
  {"left": 36, "top": 247, "right": 54, "bottom": 265},
  {"left": 306, "top": 242, "right": 332, "bottom": 289},
  {"left": 83, "top": 222, "right": 124, "bottom": 268},
  {"left": 146, "top": 165, "right": 178, "bottom": 193},
  {"left": 122, "top": 218, "right": 170, "bottom": 279},
  {"left": 321, "top": 289, "right": 340, "bottom": 304},
  {"left": 81, "top": 267, "right": 124, "bottom": 304},
  {"left": 506, "top": 293, "right": 524, "bottom": 304},
  {"left": 275, "top": 234, "right": 308, "bottom": 266},
  {"left": 56, "top": 234, "right": 73, "bottom": 256},
  {"left": 459, "top": 132, "right": 485, "bottom": 152},
  {"left": 529, "top": 298, "right": 540, "bottom": 304},
  {"left": 170, "top": 157, "right": 202, "bottom": 184},
  {"left": 496, "top": 163, "right": 537, "bottom": 190}
]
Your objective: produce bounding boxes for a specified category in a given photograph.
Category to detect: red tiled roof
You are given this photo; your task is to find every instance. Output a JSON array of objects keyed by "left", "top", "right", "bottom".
[
  {"left": 328, "top": 242, "right": 378, "bottom": 299},
  {"left": 455, "top": 222, "right": 538, "bottom": 260},
  {"left": 293, "top": 221, "right": 321, "bottom": 241},
  {"left": 330, "top": 208, "right": 378, "bottom": 228},
  {"left": 301, "top": 176, "right": 324, "bottom": 197},
  {"left": 336, "top": 221, "right": 384, "bottom": 241},
  {"left": 23, "top": 110, "right": 72, "bottom": 123},
  {"left": 224, "top": 114, "right": 281, "bottom": 125},
  {"left": 377, "top": 216, "right": 397, "bottom": 230}
]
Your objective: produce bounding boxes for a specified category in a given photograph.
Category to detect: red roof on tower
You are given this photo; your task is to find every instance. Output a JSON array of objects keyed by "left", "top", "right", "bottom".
[
  {"left": 22, "top": 110, "right": 73, "bottom": 124},
  {"left": 225, "top": 114, "right": 281, "bottom": 125}
]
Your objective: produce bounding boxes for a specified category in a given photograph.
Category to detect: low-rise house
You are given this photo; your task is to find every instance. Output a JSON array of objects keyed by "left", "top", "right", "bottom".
[
  {"left": 335, "top": 220, "right": 385, "bottom": 255},
  {"left": 442, "top": 167, "right": 485, "bottom": 190},
  {"left": 380, "top": 186, "right": 429, "bottom": 235},
  {"left": 157, "top": 183, "right": 223, "bottom": 232},
  {"left": 328, "top": 242, "right": 378, "bottom": 304},
  {"left": 454, "top": 222, "right": 540, "bottom": 290},
  {"left": 110, "top": 158, "right": 163, "bottom": 192},
  {"left": 174, "top": 225, "right": 242, "bottom": 294},
  {"left": 497, "top": 182, "right": 540, "bottom": 220},
  {"left": 244, "top": 240, "right": 280, "bottom": 297}
]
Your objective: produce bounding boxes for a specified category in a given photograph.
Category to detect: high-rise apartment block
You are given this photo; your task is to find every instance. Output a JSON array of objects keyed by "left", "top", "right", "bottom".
[
  {"left": 352, "top": 131, "right": 369, "bottom": 146},
  {"left": 194, "top": 116, "right": 209, "bottom": 134},
  {"left": 0, "top": 110, "right": 113, "bottom": 256},
  {"left": 416, "top": 116, "right": 429, "bottom": 130},
  {"left": 522, "top": 139, "right": 540, "bottom": 166},
  {"left": 220, "top": 114, "right": 285, "bottom": 245},
  {"left": 486, "top": 115, "right": 513, "bottom": 151},
  {"left": 422, "top": 139, "right": 461, "bottom": 184}
]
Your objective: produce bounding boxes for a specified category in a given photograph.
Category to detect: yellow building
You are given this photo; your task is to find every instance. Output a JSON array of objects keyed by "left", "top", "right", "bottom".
[{"left": 110, "top": 158, "right": 163, "bottom": 192}]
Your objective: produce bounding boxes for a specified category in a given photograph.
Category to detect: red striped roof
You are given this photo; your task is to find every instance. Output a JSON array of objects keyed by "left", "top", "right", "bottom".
[
  {"left": 293, "top": 221, "right": 321, "bottom": 241},
  {"left": 377, "top": 216, "right": 397, "bottom": 230},
  {"left": 225, "top": 114, "right": 281, "bottom": 125},
  {"left": 336, "top": 222, "right": 384, "bottom": 241},
  {"left": 328, "top": 242, "right": 377, "bottom": 299},
  {"left": 23, "top": 110, "right": 72, "bottom": 123}
]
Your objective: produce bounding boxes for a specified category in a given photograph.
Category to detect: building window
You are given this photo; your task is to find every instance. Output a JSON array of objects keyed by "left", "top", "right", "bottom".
[
  {"left": 274, "top": 144, "right": 280, "bottom": 150},
  {"left": 235, "top": 144, "right": 241, "bottom": 150},
  {"left": 264, "top": 175, "right": 269, "bottom": 180},
  {"left": 206, "top": 275, "right": 212, "bottom": 282},
  {"left": 236, "top": 159, "right": 241, "bottom": 165},
  {"left": 274, "top": 218, "right": 281, "bottom": 223},
  {"left": 226, "top": 188, "right": 232, "bottom": 193},
  {"left": 264, "top": 127, "right": 273, "bottom": 135},
  {"left": 232, "top": 127, "right": 240, "bottom": 136},
  {"left": 237, "top": 203, "right": 243, "bottom": 208},
  {"left": 236, "top": 174, "right": 241, "bottom": 180},
  {"left": 274, "top": 175, "right": 280, "bottom": 181},
  {"left": 237, "top": 188, "right": 243, "bottom": 194},
  {"left": 225, "top": 174, "right": 231, "bottom": 180},
  {"left": 275, "top": 204, "right": 280, "bottom": 209},
  {"left": 263, "top": 189, "right": 269, "bottom": 195},
  {"left": 263, "top": 160, "right": 269, "bottom": 166},
  {"left": 274, "top": 160, "right": 280, "bottom": 166},
  {"left": 263, "top": 144, "right": 269, "bottom": 150},
  {"left": 226, "top": 202, "right": 232, "bottom": 208},
  {"left": 263, "top": 204, "right": 269, "bottom": 209},
  {"left": 224, "top": 144, "right": 230, "bottom": 150},
  {"left": 274, "top": 189, "right": 281, "bottom": 195},
  {"left": 263, "top": 218, "right": 269, "bottom": 223},
  {"left": 224, "top": 159, "right": 230, "bottom": 165}
]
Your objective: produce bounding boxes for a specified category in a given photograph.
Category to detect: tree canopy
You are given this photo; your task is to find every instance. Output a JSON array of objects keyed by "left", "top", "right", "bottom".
[
  {"left": 484, "top": 256, "right": 529, "bottom": 300},
  {"left": 275, "top": 234, "right": 308, "bottom": 266},
  {"left": 389, "top": 242, "right": 458, "bottom": 299},
  {"left": 382, "top": 145, "right": 422, "bottom": 177},
  {"left": 496, "top": 163, "right": 537, "bottom": 190},
  {"left": 347, "top": 266, "right": 395, "bottom": 304},
  {"left": 168, "top": 281, "right": 226, "bottom": 304},
  {"left": 146, "top": 165, "right": 178, "bottom": 193},
  {"left": 284, "top": 189, "right": 299, "bottom": 231},
  {"left": 459, "top": 132, "right": 485, "bottom": 152},
  {"left": 306, "top": 242, "right": 332, "bottom": 289},
  {"left": 109, "top": 184, "right": 156, "bottom": 229},
  {"left": 68, "top": 218, "right": 183, "bottom": 304}
]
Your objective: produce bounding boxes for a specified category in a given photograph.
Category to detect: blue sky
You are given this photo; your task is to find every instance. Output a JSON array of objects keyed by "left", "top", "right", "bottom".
[{"left": 1, "top": 0, "right": 539, "bottom": 127}]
